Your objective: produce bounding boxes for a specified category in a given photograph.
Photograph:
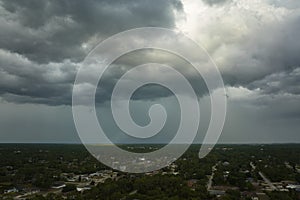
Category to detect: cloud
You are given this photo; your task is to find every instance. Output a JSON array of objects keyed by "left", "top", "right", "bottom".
[
  {"left": 0, "top": 0, "right": 184, "bottom": 105},
  {"left": 202, "top": 0, "right": 231, "bottom": 6},
  {"left": 0, "top": 0, "right": 183, "bottom": 63},
  {"left": 180, "top": 0, "right": 300, "bottom": 94},
  {"left": 0, "top": 0, "right": 300, "bottom": 143},
  {"left": 249, "top": 67, "right": 300, "bottom": 95},
  {"left": 0, "top": 0, "right": 300, "bottom": 108},
  {"left": 0, "top": 49, "right": 78, "bottom": 105},
  {"left": 222, "top": 14, "right": 300, "bottom": 87}
]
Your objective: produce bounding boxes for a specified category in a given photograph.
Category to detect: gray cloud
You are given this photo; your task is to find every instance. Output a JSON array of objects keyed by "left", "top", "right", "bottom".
[
  {"left": 268, "top": 0, "right": 300, "bottom": 9},
  {"left": 219, "top": 14, "right": 300, "bottom": 93},
  {"left": 0, "top": 49, "right": 77, "bottom": 105},
  {"left": 0, "top": 0, "right": 182, "bottom": 63},
  {"left": 202, "top": 0, "right": 230, "bottom": 6},
  {"left": 0, "top": 0, "right": 300, "bottom": 144},
  {"left": 0, "top": 0, "right": 183, "bottom": 105},
  {"left": 249, "top": 67, "right": 300, "bottom": 95},
  {"left": 0, "top": 0, "right": 300, "bottom": 108},
  {"left": 94, "top": 49, "right": 208, "bottom": 103}
]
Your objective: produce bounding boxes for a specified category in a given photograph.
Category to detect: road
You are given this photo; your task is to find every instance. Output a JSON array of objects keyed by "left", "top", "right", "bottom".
[
  {"left": 250, "top": 162, "right": 277, "bottom": 191},
  {"left": 258, "top": 171, "right": 277, "bottom": 191},
  {"left": 207, "top": 163, "right": 218, "bottom": 190},
  {"left": 250, "top": 162, "right": 256, "bottom": 170}
]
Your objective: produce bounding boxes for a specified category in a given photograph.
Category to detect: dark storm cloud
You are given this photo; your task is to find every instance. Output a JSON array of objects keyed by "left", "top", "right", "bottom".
[
  {"left": 94, "top": 49, "right": 208, "bottom": 103},
  {"left": 249, "top": 67, "right": 300, "bottom": 95},
  {"left": 0, "top": 0, "right": 300, "bottom": 106},
  {"left": 0, "top": 0, "right": 183, "bottom": 105},
  {"left": 0, "top": 0, "right": 300, "bottom": 144},
  {"left": 0, "top": 0, "right": 183, "bottom": 63},
  {"left": 0, "top": 49, "right": 77, "bottom": 105}
]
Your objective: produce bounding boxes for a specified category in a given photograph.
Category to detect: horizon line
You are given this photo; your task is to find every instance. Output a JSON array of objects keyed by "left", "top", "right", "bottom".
[{"left": 0, "top": 142, "right": 300, "bottom": 145}]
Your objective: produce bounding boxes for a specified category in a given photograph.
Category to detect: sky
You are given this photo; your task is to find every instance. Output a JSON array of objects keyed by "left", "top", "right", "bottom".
[{"left": 0, "top": 0, "right": 300, "bottom": 144}]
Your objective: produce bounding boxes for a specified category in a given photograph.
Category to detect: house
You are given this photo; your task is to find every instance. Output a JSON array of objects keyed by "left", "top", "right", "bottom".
[
  {"left": 187, "top": 179, "right": 198, "bottom": 188},
  {"left": 209, "top": 189, "right": 225, "bottom": 196},
  {"left": 286, "top": 184, "right": 300, "bottom": 190},
  {"left": 223, "top": 161, "right": 230, "bottom": 166},
  {"left": 4, "top": 187, "right": 18, "bottom": 194},
  {"left": 76, "top": 186, "right": 91, "bottom": 192},
  {"left": 51, "top": 181, "right": 66, "bottom": 189}
]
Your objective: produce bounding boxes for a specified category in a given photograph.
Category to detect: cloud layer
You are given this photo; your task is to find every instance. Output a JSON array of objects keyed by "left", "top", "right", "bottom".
[
  {"left": 0, "top": 0, "right": 184, "bottom": 105},
  {"left": 0, "top": 0, "right": 300, "bottom": 143},
  {"left": 1, "top": 0, "right": 299, "bottom": 106}
]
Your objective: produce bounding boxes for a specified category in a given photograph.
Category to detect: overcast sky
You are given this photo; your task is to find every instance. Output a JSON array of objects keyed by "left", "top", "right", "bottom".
[{"left": 0, "top": 0, "right": 300, "bottom": 143}]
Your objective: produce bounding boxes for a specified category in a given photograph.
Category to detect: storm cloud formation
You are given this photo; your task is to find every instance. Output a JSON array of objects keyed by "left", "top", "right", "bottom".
[
  {"left": 0, "top": 0, "right": 299, "bottom": 143},
  {"left": 0, "top": 0, "right": 182, "bottom": 63},
  {"left": 0, "top": 0, "right": 183, "bottom": 105}
]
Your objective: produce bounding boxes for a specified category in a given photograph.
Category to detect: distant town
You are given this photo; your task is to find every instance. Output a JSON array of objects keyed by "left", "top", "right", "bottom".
[{"left": 0, "top": 144, "right": 299, "bottom": 199}]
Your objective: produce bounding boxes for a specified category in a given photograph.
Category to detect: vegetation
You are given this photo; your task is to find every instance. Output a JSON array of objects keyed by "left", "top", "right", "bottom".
[{"left": 0, "top": 144, "right": 299, "bottom": 199}]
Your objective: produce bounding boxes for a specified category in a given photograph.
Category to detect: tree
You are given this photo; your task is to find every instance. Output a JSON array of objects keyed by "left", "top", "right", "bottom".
[{"left": 62, "top": 184, "right": 76, "bottom": 193}]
